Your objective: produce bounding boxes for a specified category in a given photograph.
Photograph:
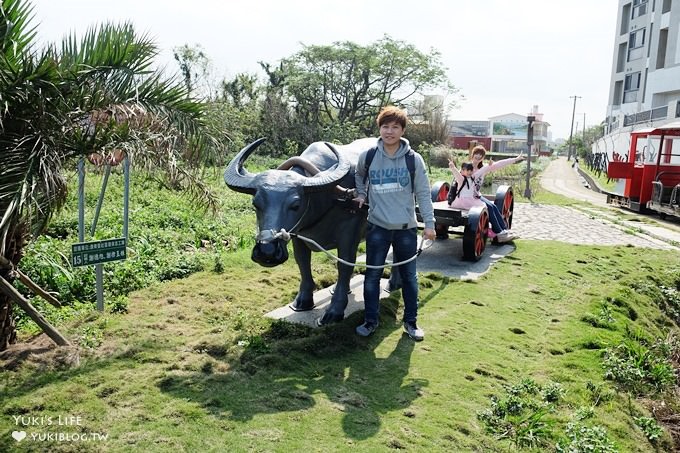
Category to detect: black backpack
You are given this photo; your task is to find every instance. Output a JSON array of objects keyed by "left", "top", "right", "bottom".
[
  {"left": 447, "top": 177, "right": 471, "bottom": 204},
  {"left": 363, "top": 146, "right": 416, "bottom": 193}
]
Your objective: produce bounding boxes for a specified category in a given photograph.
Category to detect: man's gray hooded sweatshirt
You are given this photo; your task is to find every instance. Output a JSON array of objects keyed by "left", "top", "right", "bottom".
[{"left": 354, "top": 138, "right": 435, "bottom": 231}]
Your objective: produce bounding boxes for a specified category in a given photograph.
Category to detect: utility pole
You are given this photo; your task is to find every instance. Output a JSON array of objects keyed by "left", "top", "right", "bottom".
[
  {"left": 568, "top": 95, "right": 581, "bottom": 161},
  {"left": 582, "top": 113, "right": 586, "bottom": 142},
  {"left": 525, "top": 116, "right": 535, "bottom": 199}
]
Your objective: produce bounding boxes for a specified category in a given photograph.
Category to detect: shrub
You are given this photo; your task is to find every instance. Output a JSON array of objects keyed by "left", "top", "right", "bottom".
[
  {"left": 603, "top": 336, "right": 677, "bottom": 395},
  {"left": 556, "top": 422, "right": 618, "bottom": 453},
  {"left": 634, "top": 416, "right": 663, "bottom": 442},
  {"left": 427, "top": 145, "right": 458, "bottom": 168}
]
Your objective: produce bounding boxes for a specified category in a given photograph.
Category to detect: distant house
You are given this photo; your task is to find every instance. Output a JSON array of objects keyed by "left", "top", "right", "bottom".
[
  {"left": 448, "top": 106, "right": 550, "bottom": 154},
  {"left": 447, "top": 120, "right": 492, "bottom": 150}
]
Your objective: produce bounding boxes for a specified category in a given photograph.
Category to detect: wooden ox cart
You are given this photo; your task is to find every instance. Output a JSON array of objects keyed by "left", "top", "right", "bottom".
[{"left": 417, "top": 183, "right": 515, "bottom": 262}]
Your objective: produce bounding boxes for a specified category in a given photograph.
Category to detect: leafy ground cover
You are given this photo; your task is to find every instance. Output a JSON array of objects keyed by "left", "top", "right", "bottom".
[
  {"left": 2, "top": 238, "right": 679, "bottom": 451},
  {"left": 13, "top": 165, "right": 259, "bottom": 334}
]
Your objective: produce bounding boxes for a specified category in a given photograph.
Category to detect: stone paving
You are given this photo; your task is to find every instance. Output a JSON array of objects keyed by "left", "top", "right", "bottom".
[
  {"left": 512, "top": 203, "right": 676, "bottom": 249},
  {"left": 534, "top": 156, "right": 680, "bottom": 249}
]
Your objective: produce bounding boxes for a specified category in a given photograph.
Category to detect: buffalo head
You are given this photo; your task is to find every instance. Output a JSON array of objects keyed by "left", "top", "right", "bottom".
[{"left": 224, "top": 138, "right": 349, "bottom": 267}]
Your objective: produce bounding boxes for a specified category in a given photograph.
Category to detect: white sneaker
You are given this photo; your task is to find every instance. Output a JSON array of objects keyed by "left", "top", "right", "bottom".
[
  {"left": 403, "top": 321, "right": 424, "bottom": 341},
  {"left": 496, "top": 230, "right": 518, "bottom": 243}
]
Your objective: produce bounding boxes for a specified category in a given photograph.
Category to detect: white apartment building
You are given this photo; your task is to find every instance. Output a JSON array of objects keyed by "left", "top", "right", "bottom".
[{"left": 598, "top": 0, "right": 680, "bottom": 155}]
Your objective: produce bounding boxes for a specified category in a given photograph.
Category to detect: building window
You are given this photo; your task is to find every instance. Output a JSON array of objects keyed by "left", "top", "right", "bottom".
[
  {"left": 662, "top": 0, "right": 671, "bottom": 13},
  {"left": 632, "top": 0, "right": 648, "bottom": 18},
  {"left": 613, "top": 80, "right": 623, "bottom": 106},
  {"left": 628, "top": 28, "right": 646, "bottom": 61},
  {"left": 623, "top": 72, "right": 641, "bottom": 103},
  {"left": 656, "top": 28, "right": 668, "bottom": 69}
]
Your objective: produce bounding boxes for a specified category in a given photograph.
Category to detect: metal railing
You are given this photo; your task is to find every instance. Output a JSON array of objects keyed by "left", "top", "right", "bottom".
[{"left": 623, "top": 106, "right": 667, "bottom": 126}]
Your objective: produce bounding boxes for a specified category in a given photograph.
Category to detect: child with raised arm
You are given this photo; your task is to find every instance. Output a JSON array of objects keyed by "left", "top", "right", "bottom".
[{"left": 448, "top": 145, "right": 524, "bottom": 242}]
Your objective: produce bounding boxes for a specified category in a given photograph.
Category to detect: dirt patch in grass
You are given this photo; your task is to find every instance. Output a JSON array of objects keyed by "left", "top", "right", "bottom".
[{"left": 0, "top": 334, "right": 81, "bottom": 371}]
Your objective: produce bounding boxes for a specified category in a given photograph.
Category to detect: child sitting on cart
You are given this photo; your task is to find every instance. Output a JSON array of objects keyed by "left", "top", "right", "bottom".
[{"left": 448, "top": 148, "right": 524, "bottom": 242}]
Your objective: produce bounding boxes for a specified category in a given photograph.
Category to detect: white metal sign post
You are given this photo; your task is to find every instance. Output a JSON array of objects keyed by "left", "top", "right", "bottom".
[{"left": 73, "top": 154, "right": 130, "bottom": 311}]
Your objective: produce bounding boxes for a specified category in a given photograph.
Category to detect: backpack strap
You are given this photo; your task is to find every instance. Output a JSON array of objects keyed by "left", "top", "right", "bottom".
[
  {"left": 405, "top": 150, "right": 415, "bottom": 193},
  {"left": 364, "top": 147, "right": 416, "bottom": 193},
  {"left": 447, "top": 176, "right": 470, "bottom": 203},
  {"left": 458, "top": 176, "right": 470, "bottom": 197},
  {"left": 362, "top": 146, "right": 378, "bottom": 186}
]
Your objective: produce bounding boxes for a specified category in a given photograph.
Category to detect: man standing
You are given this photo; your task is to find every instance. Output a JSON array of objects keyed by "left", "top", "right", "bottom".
[{"left": 353, "top": 106, "right": 436, "bottom": 341}]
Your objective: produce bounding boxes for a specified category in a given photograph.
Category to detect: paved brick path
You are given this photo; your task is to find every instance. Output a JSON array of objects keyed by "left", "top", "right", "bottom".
[
  {"left": 512, "top": 203, "right": 674, "bottom": 249},
  {"left": 522, "top": 156, "right": 680, "bottom": 250}
]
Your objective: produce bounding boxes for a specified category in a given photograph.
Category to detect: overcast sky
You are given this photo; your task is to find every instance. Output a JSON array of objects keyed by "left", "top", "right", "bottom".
[{"left": 30, "top": 0, "right": 617, "bottom": 140}]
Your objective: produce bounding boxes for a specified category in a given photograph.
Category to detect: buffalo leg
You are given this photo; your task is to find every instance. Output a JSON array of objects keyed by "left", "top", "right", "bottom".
[
  {"left": 289, "top": 238, "right": 316, "bottom": 311},
  {"left": 318, "top": 228, "right": 362, "bottom": 325},
  {"left": 318, "top": 262, "right": 354, "bottom": 325}
]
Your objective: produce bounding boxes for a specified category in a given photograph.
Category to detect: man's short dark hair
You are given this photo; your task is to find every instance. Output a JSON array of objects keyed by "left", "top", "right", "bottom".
[
  {"left": 461, "top": 162, "right": 474, "bottom": 171},
  {"left": 377, "top": 106, "right": 407, "bottom": 129}
]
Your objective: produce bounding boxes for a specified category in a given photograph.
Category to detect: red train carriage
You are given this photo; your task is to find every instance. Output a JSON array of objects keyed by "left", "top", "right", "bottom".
[{"left": 606, "top": 121, "right": 680, "bottom": 219}]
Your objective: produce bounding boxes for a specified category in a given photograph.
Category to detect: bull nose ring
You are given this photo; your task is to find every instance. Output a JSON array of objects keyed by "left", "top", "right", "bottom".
[
  {"left": 256, "top": 229, "right": 277, "bottom": 243},
  {"left": 256, "top": 229, "right": 292, "bottom": 243}
]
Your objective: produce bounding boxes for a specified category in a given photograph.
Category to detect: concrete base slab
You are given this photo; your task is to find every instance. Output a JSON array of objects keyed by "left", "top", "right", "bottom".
[
  {"left": 265, "top": 276, "right": 391, "bottom": 328},
  {"left": 265, "top": 233, "right": 515, "bottom": 328},
  {"left": 413, "top": 234, "right": 515, "bottom": 279}
]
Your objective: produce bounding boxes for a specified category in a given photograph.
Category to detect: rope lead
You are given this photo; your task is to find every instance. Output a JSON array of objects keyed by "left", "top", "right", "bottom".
[{"left": 276, "top": 229, "right": 432, "bottom": 269}]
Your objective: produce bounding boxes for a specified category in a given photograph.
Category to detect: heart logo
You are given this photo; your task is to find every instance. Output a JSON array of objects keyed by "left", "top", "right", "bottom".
[{"left": 12, "top": 431, "right": 27, "bottom": 442}]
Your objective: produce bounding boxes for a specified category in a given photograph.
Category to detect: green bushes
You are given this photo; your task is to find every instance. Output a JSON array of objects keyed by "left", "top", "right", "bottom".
[
  {"left": 478, "top": 378, "right": 621, "bottom": 451},
  {"left": 556, "top": 423, "right": 618, "bottom": 453},
  {"left": 14, "top": 168, "right": 256, "bottom": 330},
  {"left": 602, "top": 332, "right": 678, "bottom": 396}
]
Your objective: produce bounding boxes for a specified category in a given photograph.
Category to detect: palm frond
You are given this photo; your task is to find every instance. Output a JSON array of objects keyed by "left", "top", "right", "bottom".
[
  {"left": 0, "top": 5, "right": 218, "bottom": 258},
  {"left": 0, "top": 0, "right": 38, "bottom": 61}
]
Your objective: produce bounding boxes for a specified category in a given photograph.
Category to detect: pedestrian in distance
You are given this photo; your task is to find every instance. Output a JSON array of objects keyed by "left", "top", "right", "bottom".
[{"left": 352, "top": 106, "right": 436, "bottom": 341}]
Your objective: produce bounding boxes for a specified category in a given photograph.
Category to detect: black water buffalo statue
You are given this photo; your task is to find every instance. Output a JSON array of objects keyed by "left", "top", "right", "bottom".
[{"left": 224, "top": 137, "right": 378, "bottom": 325}]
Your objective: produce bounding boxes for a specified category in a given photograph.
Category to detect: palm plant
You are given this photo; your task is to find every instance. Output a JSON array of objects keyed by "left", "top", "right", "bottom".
[{"left": 0, "top": 0, "right": 212, "bottom": 350}]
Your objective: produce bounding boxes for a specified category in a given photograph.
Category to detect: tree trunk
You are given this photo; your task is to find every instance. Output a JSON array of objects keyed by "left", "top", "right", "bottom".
[
  {"left": 1, "top": 228, "right": 27, "bottom": 351},
  {"left": 0, "top": 276, "right": 17, "bottom": 351}
]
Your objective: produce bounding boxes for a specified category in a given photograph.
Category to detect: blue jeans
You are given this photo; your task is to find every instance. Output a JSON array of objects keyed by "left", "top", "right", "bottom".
[
  {"left": 481, "top": 196, "right": 508, "bottom": 234},
  {"left": 363, "top": 223, "right": 419, "bottom": 325}
]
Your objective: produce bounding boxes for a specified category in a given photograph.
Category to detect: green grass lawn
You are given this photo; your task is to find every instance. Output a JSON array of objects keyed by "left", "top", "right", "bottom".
[{"left": 2, "top": 241, "right": 679, "bottom": 451}]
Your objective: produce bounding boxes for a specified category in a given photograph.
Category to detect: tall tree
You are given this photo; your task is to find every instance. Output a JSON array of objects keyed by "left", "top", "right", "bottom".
[
  {"left": 0, "top": 0, "right": 210, "bottom": 350},
  {"left": 173, "top": 43, "right": 215, "bottom": 99},
  {"left": 272, "top": 35, "right": 454, "bottom": 142},
  {"left": 406, "top": 95, "right": 453, "bottom": 149}
]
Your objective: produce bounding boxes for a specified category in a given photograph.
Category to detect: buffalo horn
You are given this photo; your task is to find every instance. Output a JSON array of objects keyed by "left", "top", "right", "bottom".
[
  {"left": 223, "top": 138, "right": 266, "bottom": 195},
  {"left": 277, "top": 157, "right": 321, "bottom": 175},
  {"left": 302, "top": 142, "right": 350, "bottom": 192}
]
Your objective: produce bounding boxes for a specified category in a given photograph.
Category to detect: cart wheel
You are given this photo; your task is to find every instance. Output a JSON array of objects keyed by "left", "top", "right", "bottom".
[
  {"left": 430, "top": 181, "right": 450, "bottom": 202},
  {"left": 431, "top": 181, "right": 451, "bottom": 238},
  {"left": 463, "top": 206, "right": 488, "bottom": 261},
  {"left": 435, "top": 223, "right": 449, "bottom": 239},
  {"left": 494, "top": 185, "right": 514, "bottom": 229}
]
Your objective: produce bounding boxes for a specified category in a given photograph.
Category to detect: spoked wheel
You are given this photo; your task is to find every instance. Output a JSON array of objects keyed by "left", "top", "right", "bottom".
[
  {"left": 462, "top": 206, "right": 488, "bottom": 261},
  {"left": 430, "top": 181, "right": 451, "bottom": 238},
  {"left": 430, "top": 181, "right": 450, "bottom": 202},
  {"left": 494, "top": 185, "right": 515, "bottom": 229}
]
